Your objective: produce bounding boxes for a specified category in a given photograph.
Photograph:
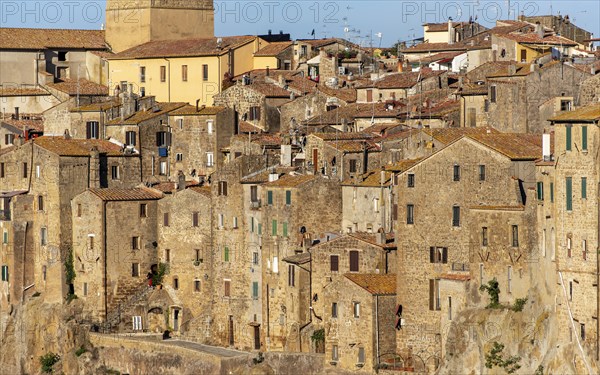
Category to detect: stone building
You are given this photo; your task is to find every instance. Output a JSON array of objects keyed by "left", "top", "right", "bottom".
[
  {"left": 156, "top": 185, "right": 213, "bottom": 338},
  {"left": 394, "top": 133, "right": 541, "bottom": 370},
  {"left": 579, "top": 73, "right": 600, "bottom": 106},
  {"left": 213, "top": 81, "right": 292, "bottom": 133},
  {"left": 518, "top": 15, "right": 593, "bottom": 47},
  {"left": 105, "top": 0, "right": 215, "bottom": 53},
  {"left": 486, "top": 61, "right": 592, "bottom": 134},
  {"left": 322, "top": 273, "right": 397, "bottom": 372},
  {"left": 259, "top": 174, "right": 342, "bottom": 352},
  {"left": 168, "top": 105, "right": 236, "bottom": 179},
  {"left": 71, "top": 187, "right": 163, "bottom": 326},
  {"left": 0, "top": 136, "right": 141, "bottom": 304},
  {"left": 356, "top": 70, "right": 448, "bottom": 103},
  {"left": 0, "top": 114, "right": 44, "bottom": 150},
  {"left": 457, "top": 84, "right": 489, "bottom": 127},
  {"left": 253, "top": 42, "right": 293, "bottom": 71},
  {"left": 539, "top": 104, "right": 600, "bottom": 363}
]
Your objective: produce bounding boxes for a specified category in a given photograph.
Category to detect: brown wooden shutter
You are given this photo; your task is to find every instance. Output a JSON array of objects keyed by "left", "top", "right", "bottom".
[
  {"left": 330, "top": 255, "right": 339, "bottom": 272},
  {"left": 224, "top": 281, "right": 230, "bottom": 297},
  {"left": 442, "top": 248, "right": 448, "bottom": 264},
  {"left": 349, "top": 251, "right": 359, "bottom": 272},
  {"left": 163, "top": 213, "right": 169, "bottom": 227},
  {"left": 430, "top": 247, "right": 435, "bottom": 263},
  {"left": 223, "top": 182, "right": 228, "bottom": 196},
  {"left": 429, "top": 279, "right": 435, "bottom": 310},
  {"left": 192, "top": 212, "right": 199, "bottom": 227},
  {"left": 392, "top": 204, "right": 398, "bottom": 221}
]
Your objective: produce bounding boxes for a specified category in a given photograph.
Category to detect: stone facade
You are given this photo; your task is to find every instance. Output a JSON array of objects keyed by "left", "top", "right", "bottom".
[{"left": 580, "top": 73, "right": 600, "bottom": 106}]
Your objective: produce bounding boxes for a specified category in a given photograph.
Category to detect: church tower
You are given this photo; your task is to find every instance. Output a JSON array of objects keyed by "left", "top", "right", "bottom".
[{"left": 106, "top": 0, "right": 214, "bottom": 53}]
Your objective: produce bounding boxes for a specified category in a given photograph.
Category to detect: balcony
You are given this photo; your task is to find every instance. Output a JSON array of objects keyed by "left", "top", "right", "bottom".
[{"left": 250, "top": 200, "right": 262, "bottom": 210}]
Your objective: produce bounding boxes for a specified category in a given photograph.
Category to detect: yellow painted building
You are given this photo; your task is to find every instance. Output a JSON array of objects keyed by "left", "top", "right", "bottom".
[{"left": 107, "top": 36, "right": 261, "bottom": 106}]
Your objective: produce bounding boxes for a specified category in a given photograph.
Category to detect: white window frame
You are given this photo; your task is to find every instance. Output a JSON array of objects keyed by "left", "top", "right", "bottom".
[{"left": 207, "top": 120, "right": 214, "bottom": 134}]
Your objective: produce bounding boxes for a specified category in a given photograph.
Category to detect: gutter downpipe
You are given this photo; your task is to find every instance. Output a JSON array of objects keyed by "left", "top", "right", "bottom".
[{"left": 376, "top": 295, "right": 380, "bottom": 367}]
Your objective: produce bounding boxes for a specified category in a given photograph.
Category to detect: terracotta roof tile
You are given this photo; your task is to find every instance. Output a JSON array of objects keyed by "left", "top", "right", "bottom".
[
  {"left": 188, "top": 186, "right": 212, "bottom": 197},
  {"left": 439, "top": 273, "right": 471, "bottom": 281},
  {"left": 107, "top": 102, "right": 187, "bottom": 125},
  {"left": 71, "top": 99, "right": 121, "bottom": 112},
  {"left": 151, "top": 181, "right": 201, "bottom": 194},
  {"left": 348, "top": 232, "right": 396, "bottom": 250},
  {"left": 282, "top": 252, "right": 311, "bottom": 265},
  {"left": 304, "top": 103, "right": 405, "bottom": 126},
  {"left": 33, "top": 136, "right": 130, "bottom": 157},
  {"left": 469, "top": 205, "right": 525, "bottom": 211},
  {"left": 89, "top": 187, "right": 163, "bottom": 201},
  {"left": 1, "top": 115, "right": 44, "bottom": 132},
  {"left": 311, "top": 132, "right": 375, "bottom": 141},
  {"left": 499, "top": 32, "right": 578, "bottom": 46},
  {"left": 254, "top": 42, "right": 292, "bottom": 56},
  {"left": 169, "top": 105, "right": 227, "bottom": 116},
  {"left": 466, "top": 133, "right": 542, "bottom": 160},
  {"left": 325, "top": 139, "right": 380, "bottom": 153},
  {"left": 385, "top": 158, "right": 424, "bottom": 172},
  {"left": 238, "top": 121, "right": 263, "bottom": 133},
  {"left": 261, "top": 174, "right": 317, "bottom": 188},
  {"left": 345, "top": 273, "right": 397, "bottom": 295},
  {"left": 109, "top": 36, "right": 255, "bottom": 59},
  {"left": 549, "top": 104, "right": 600, "bottom": 122},
  {"left": 246, "top": 83, "right": 292, "bottom": 98},
  {"left": 362, "top": 70, "right": 446, "bottom": 89},
  {"left": 241, "top": 167, "right": 299, "bottom": 184},
  {"left": 0, "top": 28, "right": 106, "bottom": 50},
  {"left": 0, "top": 86, "right": 49, "bottom": 97},
  {"left": 421, "top": 127, "right": 499, "bottom": 144},
  {"left": 46, "top": 79, "right": 108, "bottom": 96},
  {"left": 459, "top": 83, "right": 488, "bottom": 96}
]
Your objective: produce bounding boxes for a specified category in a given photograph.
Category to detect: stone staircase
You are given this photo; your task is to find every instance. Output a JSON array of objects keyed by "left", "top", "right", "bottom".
[{"left": 105, "top": 278, "right": 153, "bottom": 332}]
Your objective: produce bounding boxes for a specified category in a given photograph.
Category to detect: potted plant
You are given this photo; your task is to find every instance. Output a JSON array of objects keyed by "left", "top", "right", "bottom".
[{"left": 151, "top": 263, "right": 169, "bottom": 288}]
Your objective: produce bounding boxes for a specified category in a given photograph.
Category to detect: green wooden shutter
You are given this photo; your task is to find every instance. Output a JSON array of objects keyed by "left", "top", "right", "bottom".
[
  {"left": 272, "top": 220, "right": 277, "bottom": 236},
  {"left": 566, "top": 177, "right": 573, "bottom": 211},
  {"left": 285, "top": 191, "right": 291, "bottom": 205},
  {"left": 566, "top": 126, "right": 572, "bottom": 151},
  {"left": 258, "top": 223, "right": 262, "bottom": 235},
  {"left": 1, "top": 265, "right": 8, "bottom": 281},
  {"left": 537, "top": 182, "right": 544, "bottom": 201},
  {"left": 550, "top": 182, "right": 554, "bottom": 202},
  {"left": 252, "top": 282, "right": 259, "bottom": 298},
  {"left": 283, "top": 222, "right": 288, "bottom": 237},
  {"left": 582, "top": 126, "right": 588, "bottom": 150},
  {"left": 582, "top": 177, "right": 587, "bottom": 199},
  {"left": 224, "top": 247, "right": 230, "bottom": 262},
  {"left": 267, "top": 191, "right": 273, "bottom": 205}
]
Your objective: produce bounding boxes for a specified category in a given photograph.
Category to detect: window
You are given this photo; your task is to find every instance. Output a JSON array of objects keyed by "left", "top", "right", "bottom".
[
  {"left": 224, "top": 280, "right": 231, "bottom": 297},
  {"left": 140, "top": 66, "right": 146, "bottom": 83},
  {"left": 349, "top": 159, "right": 357, "bottom": 173},
  {"left": 218, "top": 214, "right": 224, "bottom": 228},
  {"left": 452, "top": 206, "right": 460, "bottom": 227},
  {"left": 163, "top": 213, "right": 169, "bottom": 226},
  {"left": 512, "top": 225, "right": 519, "bottom": 247},
  {"left": 581, "top": 323, "right": 585, "bottom": 341},
  {"left": 429, "top": 247, "right": 448, "bottom": 264},
  {"left": 453, "top": 165, "right": 460, "bottom": 181},
  {"left": 207, "top": 120, "right": 214, "bottom": 134},
  {"left": 195, "top": 249, "right": 201, "bottom": 262},
  {"left": 4, "top": 134, "right": 14, "bottom": 145},
  {"left": 2, "top": 231, "right": 7, "bottom": 244},
  {"left": 83, "top": 282, "right": 88, "bottom": 296},
  {"left": 267, "top": 191, "right": 273, "bottom": 205},
  {"left": 253, "top": 252, "right": 259, "bottom": 265},
  {"left": 566, "top": 177, "right": 573, "bottom": 211},
  {"left": 349, "top": 251, "right": 359, "bottom": 272},
  {"left": 252, "top": 281, "right": 259, "bottom": 299},
  {"left": 218, "top": 181, "right": 228, "bottom": 196},
  {"left": 353, "top": 302, "right": 360, "bottom": 318},
  {"left": 330, "top": 255, "right": 339, "bottom": 272},
  {"left": 429, "top": 279, "right": 441, "bottom": 310},
  {"left": 373, "top": 198, "right": 379, "bottom": 213},
  {"left": 479, "top": 165, "right": 486, "bottom": 181},
  {"left": 582, "top": 177, "right": 587, "bottom": 199},
  {"left": 126, "top": 131, "right": 136, "bottom": 146},
  {"left": 467, "top": 108, "right": 476, "bottom": 127},
  {"left": 182, "top": 65, "right": 188, "bottom": 81},
  {"left": 332, "top": 345, "right": 339, "bottom": 361},
  {"left": 582, "top": 126, "right": 588, "bottom": 151},
  {"left": 0, "top": 163, "right": 4, "bottom": 178},
  {"left": 249, "top": 107, "right": 261, "bottom": 121},
  {"left": 36, "top": 165, "right": 40, "bottom": 179},
  {"left": 165, "top": 249, "right": 171, "bottom": 262},
  {"left": 272, "top": 256, "right": 279, "bottom": 273},
  {"left": 569, "top": 280, "right": 573, "bottom": 300},
  {"left": 508, "top": 266, "right": 512, "bottom": 293},
  {"left": 132, "top": 236, "right": 140, "bottom": 250},
  {"left": 77, "top": 204, "right": 82, "bottom": 217},
  {"left": 86, "top": 121, "right": 99, "bottom": 139},
  {"left": 1, "top": 265, "right": 8, "bottom": 281},
  {"left": 583, "top": 239, "right": 587, "bottom": 260},
  {"left": 328, "top": 303, "right": 337, "bottom": 319},
  {"left": 38, "top": 195, "right": 44, "bottom": 211},
  {"left": 233, "top": 217, "right": 238, "bottom": 229},
  {"left": 173, "top": 277, "right": 179, "bottom": 290},
  {"left": 406, "top": 204, "right": 415, "bottom": 225},
  {"left": 132, "top": 263, "right": 139, "bottom": 277},
  {"left": 202, "top": 64, "right": 209, "bottom": 81},
  {"left": 40, "top": 227, "right": 47, "bottom": 246},
  {"left": 358, "top": 347, "right": 365, "bottom": 364},
  {"left": 111, "top": 165, "right": 119, "bottom": 180},
  {"left": 537, "top": 182, "right": 544, "bottom": 201},
  {"left": 258, "top": 223, "right": 262, "bottom": 235},
  {"left": 192, "top": 212, "right": 199, "bottom": 227},
  {"left": 566, "top": 125, "right": 572, "bottom": 151},
  {"left": 448, "top": 297, "right": 452, "bottom": 320},
  {"left": 480, "top": 264, "right": 484, "bottom": 285},
  {"left": 23, "top": 162, "right": 27, "bottom": 178},
  {"left": 561, "top": 100, "right": 572, "bottom": 111},
  {"left": 272, "top": 220, "right": 277, "bottom": 236},
  {"left": 250, "top": 186, "right": 258, "bottom": 202},
  {"left": 285, "top": 191, "right": 292, "bottom": 205},
  {"left": 550, "top": 182, "right": 554, "bottom": 203},
  {"left": 139, "top": 203, "right": 147, "bottom": 218},
  {"left": 283, "top": 222, "right": 288, "bottom": 237},
  {"left": 567, "top": 235, "right": 572, "bottom": 258},
  {"left": 490, "top": 85, "right": 497, "bottom": 103},
  {"left": 160, "top": 66, "right": 166, "bottom": 82},
  {"left": 224, "top": 246, "right": 230, "bottom": 262},
  {"left": 195, "top": 280, "right": 201, "bottom": 292},
  {"left": 481, "top": 227, "right": 489, "bottom": 247},
  {"left": 288, "top": 265, "right": 295, "bottom": 287},
  {"left": 407, "top": 173, "right": 415, "bottom": 187},
  {"left": 156, "top": 131, "right": 170, "bottom": 147},
  {"left": 89, "top": 236, "right": 94, "bottom": 250},
  {"left": 206, "top": 152, "right": 214, "bottom": 167}
]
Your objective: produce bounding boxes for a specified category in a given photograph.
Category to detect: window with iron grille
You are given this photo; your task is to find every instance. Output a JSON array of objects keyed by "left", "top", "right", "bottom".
[{"left": 406, "top": 204, "right": 414, "bottom": 224}]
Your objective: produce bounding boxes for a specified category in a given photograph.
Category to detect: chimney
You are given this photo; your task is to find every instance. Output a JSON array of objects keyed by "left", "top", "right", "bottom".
[
  {"left": 14, "top": 107, "right": 19, "bottom": 120},
  {"left": 128, "top": 83, "right": 133, "bottom": 97},
  {"left": 177, "top": 171, "right": 186, "bottom": 191},
  {"left": 89, "top": 147, "right": 101, "bottom": 189},
  {"left": 530, "top": 63, "right": 538, "bottom": 73},
  {"left": 281, "top": 145, "right": 292, "bottom": 166},
  {"left": 268, "top": 170, "right": 279, "bottom": 182},
  {"left": 448, "top": 18, "right": 455, "bottom": 45},
  {"left": 536, "top": 22, "right": 544, "bottom": 39},
  {"left": 397, "top": 60, "right": 404, "bottom": 72},
  {"left": 63, "top": 129, "right": 71, "bottom": 140},
  {"left": 508, "top": 64, "right": 517, "bottom": 75},
  {"left": 196, "top": 99, "right": 201, "bottom": 112},
  {"left": 542, "top": 133, "right": 551, "bottom": 161},
  {"left": 278, "top": 74, "right": 285, "bottom": 87},
  {"left": 376, "top": 231, "right": 386, "bottom": 245},
  {"left": 266, "top": 66, "right": 270, "bottom": 76}
]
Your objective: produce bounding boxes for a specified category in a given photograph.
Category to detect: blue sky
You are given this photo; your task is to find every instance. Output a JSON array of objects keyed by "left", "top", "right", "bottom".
[{"left": 0, "top": 1, "right": 598, "bottom": 47}]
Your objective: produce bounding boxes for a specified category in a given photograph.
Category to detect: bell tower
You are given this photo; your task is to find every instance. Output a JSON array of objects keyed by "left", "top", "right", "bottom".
[{"left": 106, "top": 0, "right": 214, "bottom": 53}]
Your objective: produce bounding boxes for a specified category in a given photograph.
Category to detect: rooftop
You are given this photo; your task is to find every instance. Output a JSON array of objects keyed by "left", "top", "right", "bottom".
[
  {"left": 109, "top": 36, "right": 255, "bottom": 60},
  {"left": 466, "top": 133, "right": 543, "bottom": 160},
  {"left": 0, "top": 28, "right": 106, "bottom": 50},
  {"left": 254, "top": 42, "right": 292, "bottom": 56},
  {"left": 89, "top": 187, "right": 163, "bottom": 201},
  {"left": 360, "top": 70, "right": 446, "bottom": 89},
  {"left": 549, "top": 104, "right": 600, "bottom": 122},
  {"left": 107, "top": 102, "right": 187, "bottom": 125},
  {"left": 421, "top": 127, "right": 499, "bottom": 144},
  {"left": 46, "top": 79, "right": 109, "bottom": 96},
  {"left": 349, "top": 232, "right": 397, "bottom": 250},
  {"left": 345, "top": 273, "right": 397, "bottom": 296},
  {"left": 261, "top": 174, "right": 317, "bottom": 188},
  {"left": 33, "top": 136, "right": 131, "bottom": 157},
  {"left": 169, "top": 105, "right": 227, "bottom": 116}
]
